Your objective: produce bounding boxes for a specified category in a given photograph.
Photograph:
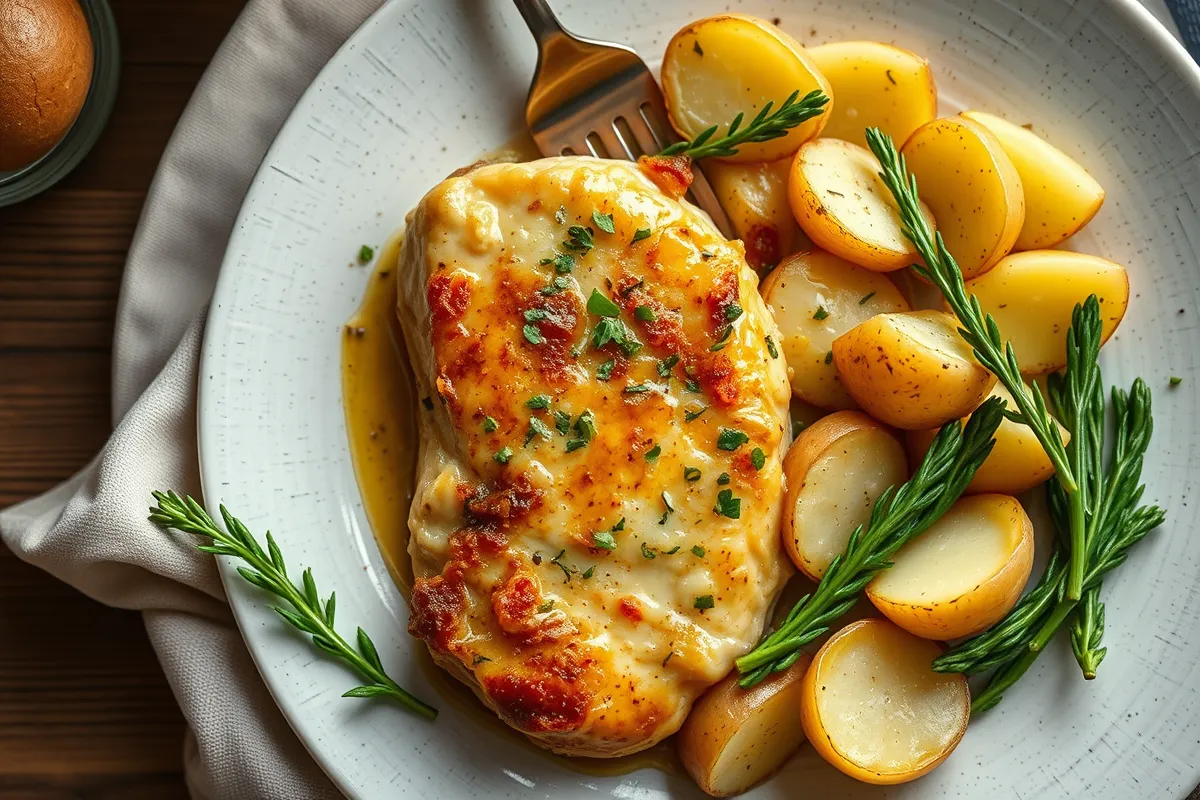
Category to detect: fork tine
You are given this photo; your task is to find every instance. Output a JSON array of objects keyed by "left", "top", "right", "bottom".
[{"left": 591, "top": 125, "right": 631, "bottom": 161}]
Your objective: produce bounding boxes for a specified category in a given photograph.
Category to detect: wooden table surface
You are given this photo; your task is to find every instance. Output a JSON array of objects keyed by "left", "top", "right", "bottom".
[{"left": 0, "top": 1, "right": 247, "bottom": 795}]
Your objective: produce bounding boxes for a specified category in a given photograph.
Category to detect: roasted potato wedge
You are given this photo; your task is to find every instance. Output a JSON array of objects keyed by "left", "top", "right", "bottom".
[
  {"left": 900, "top": 116, "right": 1025, "bottom": 279},
  {"left": 810, "top": 41, "right": 937, "bottom": 149},
  {"left": 706, "top": 158, "right": 804, "bottom": 271},
  {"left": 907, "top": 383, "right": 1070, "bottom": 495},
  {"left": 678, "top": 656, "right": 812, "bottom": 797},
  {"left": 867, "top": 494, "right": 1035, "bottom": 640},
  {"left": 961, "top": 110, "right": 1105, "bottom": 250},
  {"left": 788, "top": 138, "right": 936, "bottom": 272},
  {"left": 963, "top": 249, "right": 1129, "bottom": 375},
  {"left": 832, "top": 310, "right": 997, "bottom": 430},
  {"left": 662, "top": 15, "right": 832, "bottom": 163},
  {"left": 761, "top": 250, "right": 911, "bottom": 409},
  {"left": 800, "top": 618, "right": 970, "bottom": 785},
  {"left": 781, "top": 411, "right": 908, "bottom": 579}
]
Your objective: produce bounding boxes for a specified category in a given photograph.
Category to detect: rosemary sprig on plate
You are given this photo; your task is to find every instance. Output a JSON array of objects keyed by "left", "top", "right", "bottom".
[
  {"left": 659, "top": 89, "right": 829, "bottom": 160},
  {"left": 735, "top": 398, "right": 1004, "bottom": 687},
  {"left": 149, "top": 490, "right": 438, "bottom": 720}
]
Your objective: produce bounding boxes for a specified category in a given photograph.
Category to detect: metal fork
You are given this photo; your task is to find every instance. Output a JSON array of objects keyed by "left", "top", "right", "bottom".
[{"left": 512, "top": 0, "right": 733, "bottom": 238}]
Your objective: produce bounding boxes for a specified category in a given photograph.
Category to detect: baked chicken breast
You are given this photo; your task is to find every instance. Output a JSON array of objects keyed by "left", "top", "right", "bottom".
[{"left": 396, "top": 156, "right": 791, "bottom": 757}]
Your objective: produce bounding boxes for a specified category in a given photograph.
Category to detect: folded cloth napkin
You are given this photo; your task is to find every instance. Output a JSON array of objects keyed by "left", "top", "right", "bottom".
[{"left": 0, "top": 1, "right": 1195, "bottom": 799}]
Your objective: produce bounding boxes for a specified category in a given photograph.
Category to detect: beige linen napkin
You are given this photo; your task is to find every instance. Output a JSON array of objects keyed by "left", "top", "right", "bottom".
[
  {"left": 0, "top": 1, "right": 379, "bottom": 797},
  {"left": 0, "top": 1, "right": 1191, "bottom": 799}
]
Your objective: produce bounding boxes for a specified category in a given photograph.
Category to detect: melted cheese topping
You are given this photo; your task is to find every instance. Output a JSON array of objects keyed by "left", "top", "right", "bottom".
[{"left": 397, "top": 157, "right": 791, "bottom": 757}]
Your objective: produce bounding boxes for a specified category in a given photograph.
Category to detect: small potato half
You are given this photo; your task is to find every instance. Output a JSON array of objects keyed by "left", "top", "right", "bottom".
[
  {"left": 832, "top": 310, "right": 997, "bottom": 430},
  {"left": 705, "top": 158, "right": 804, "bottom": 271},
  {"left": 800, "top": 618, "right": 970, "bottom": 785},
  {"left": 662, "top": 15, "right": 832, "bottom": 163},
  {"left": 789, "top": 138, "right": 936, "bottom": 272},
  {"left": 678, "top": 656, "right": 812, "bottom": 797},
  {"left": 963, "top": 249, "right": 1129, "bottom": 375},
  {"left": 900, "top": 116, "right": 1025, "bottom": 279},
  {"left": 908, "top": 383, "right": 1071, "bottom": 495},
  {"left": 761, "top": 249, "right": 911, "bottom": 409},
  {"left": 781, "top": 411, "right": 908, "bottom": 580},
  {"left": 867, "top": 494, "right": 1035, "bottom": 640},
  {"left": 961, "top": 111, "right": 1105, "bottom": 251},
  {"left": 809, "top": 41, "right": 937, "bottom": 149}
]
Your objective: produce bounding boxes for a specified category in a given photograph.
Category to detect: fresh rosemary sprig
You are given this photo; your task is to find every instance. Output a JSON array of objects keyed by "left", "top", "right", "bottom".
[
  {"left": 735, "top": 398, "right": 1004, "bottom": 686},
  {"left": 864, "top": 128, "right": 1093, "bottom": 601},
  {"left": 659, "top": 89, "right": 830, "bottom": 160},
  {"left": 933, "top": 301, "right": 1164, "bottom": 711},
  {"left": 149, "top": 490, "right": 438, "bottom": 720}
]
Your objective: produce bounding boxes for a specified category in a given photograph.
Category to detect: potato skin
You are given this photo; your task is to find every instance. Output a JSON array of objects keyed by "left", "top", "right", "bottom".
[
  {"left": 761, "top": 249, "right": 910, "bottom": 409},
  {"left": 781, "top": 411, "right": 907, "bottom": 579},
  {"left": 800, "top": 619, "right": 969, "bottom": 785},
  {"left": 705, "top": 158, "right": 803, "bottom": 271},
  {"left": 961, "top": 110, "right": 1105, "bottom": 251},
  {"left": 900, "top": 116, "right": 1025, "bottom": 279},
  {"left": 662, "top": 15, "right": 832, "bottom": 163},
  {"left": 678, "top": 656, "right": 812, "bottom": 797},
  {"left": 831, "top": 310, "right": 997, "bottom": 430},
  {"left": 962, "top": 249, "right": 1129, "bottom": 375},
  {"left": 809, "top": 41, "right": 937, "bottom": 149},
  {"left": 907, "top": 383, "right": 1070, "bottom": 495},
  {"left": 866, "top": 494, "right": 1035, "bottom": 640}
]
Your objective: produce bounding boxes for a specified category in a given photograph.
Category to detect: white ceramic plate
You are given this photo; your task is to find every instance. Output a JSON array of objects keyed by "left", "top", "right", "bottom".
[{"left": 200, "top": 0, "right": 1200, "bottom": 797}]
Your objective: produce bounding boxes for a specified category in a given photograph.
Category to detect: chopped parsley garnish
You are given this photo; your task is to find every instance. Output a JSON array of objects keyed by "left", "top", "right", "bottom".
[
  {"left": 565, "top": 409, "right": 597, "bottom": 451},
  {"left": 692, "top": 545, "right": 706, "bottom": 558},
  {"left": 592, "top": 531, "right": 617, "bottom": 550},
  {"left": 564, "top": 225, "right": 595, "bottom": 253},
  {"left": 791, "top": 419, "right": 807, "bottom": 439},
  {"left": 523, "top": 324, "right": 545, "bottom": 345},
  {"left": 582, "top": 565, "right": 596, "bottom": 579},
  {"left": 693, "top": 41, "right": 704, "bottom": 56},
  {"left": 523, "top": 308, "right": 549, "bottom": 322},
  {"left": 591, "top": 317, "right": 642, "bottom": 355},
  {"left": 710, "top": 325, "right": 733, "bottom": 351},
  {"left": 597, "top": 359, "right": 615, "bottom": 380},
  {"left": 482, "top": 416, "right": 498, "bottom": 433},
  {"left": 657, "top": 354, "right": 680, "bottom": 377},
  {"left": 494, "top": 446, "right": 513, "bottom": 464},
  {"left": 694, "top": 594, "right": 715, "bottom": 610},
  {"left": 859, "top": 291, "right": 876, "bottom": 305},
  {"left": 586, "top": 288, "right": 622, "bottom": 317},
  {"left": 565, "top": 440, "right": 588, "bottom": 453},
  {"left": 664, "top": 546, "right": 681, "bottom": 555},
  {"left": 525, "top": 416, "right": 552, "bottom": 445},
  {"left": 725, "top": 303, "right": 744, "bottom": 322},
  {"left": 750, "top": 447, "right": 766, "bottom": 470},
  {"left": 645, "top": 443, "right": 662, "bottom": 462},
  {"left": 555, "top": 206, "right": 567, "bottom": 224},
  {"left": 553, "top": 410, "right": 572, "bottom": 435},
  {"left": 632, "top": 228, "right": 652, "bottom": 244},
  {"left": 659, "top": 491, "right": 674, "bottom": 525},
  {"left": 684, "top": 405, "right": 707, "bottom": 422},
  {"left": 641, "top": 542, "right": 657, "bottom": 559},
  {"left": 592, "top": 210, "right": 616, "bottom": 234},
  {"left": 612, "top": 517, "right": 626, "bottom": 531},
  {"left": 824, "top": 350, "right": 834, "bottom": 365},
  {"left": 552, "top": 253, "right": 575, "bottom": 274},
  {"left": 1170, "top": 376, "right": 1183, "bottom": 386},
  {"left": 765, "top": 335, "right": 779, "bottom": 359},
  {"left": 525, "top": 394, "right": 551, "bottom": 410},
  {"left": 717, "top": 427, "right": 750, "bottom": 451},
  {"left": 686, "top": 378, "right": 701, "bottom": 393},
  {"left": 625, "top": 383, "right": 652, "bottom": 394},
  {"left": 422, "top": 396, "right": 434, "bottom": 410},
  {"left": 472, "top": 654, "right": 491, "bottom": 665},
  {"left": 357, "top": 245, "right": 374, "bottom": 263},
  {"left": 813, "top": 306, "right": 829, "bottom": 321},
  {"left": 635, "top": 305, "right": 657, "bottom": 322},
  {"left": 549, "top": 549, "right": 574, "bottom": 582},
  {"left": 714, "top": 488, "right": 741, "bottom": 519},
  {"left": 683, "top": 466, "right": 702, "bottom": 482},
  {"left": 536, "top": 600, "right": 555, "bottom": 613},
  {"left": 717, "top": 472, "right": 731, "bottom": 485},
  {"left": 540, "top": 275, "right": 571, "bottom": 295}
]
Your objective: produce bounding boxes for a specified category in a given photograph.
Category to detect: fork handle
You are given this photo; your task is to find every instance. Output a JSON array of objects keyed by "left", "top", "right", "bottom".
[{"left": 512, "top": 0, "right": 566, "bottom": 44}]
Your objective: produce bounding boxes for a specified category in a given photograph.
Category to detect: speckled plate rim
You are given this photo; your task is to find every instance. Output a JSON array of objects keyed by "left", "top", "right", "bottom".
[{"left": 199, "top": 0, "right": 1200, "bottom": 797}]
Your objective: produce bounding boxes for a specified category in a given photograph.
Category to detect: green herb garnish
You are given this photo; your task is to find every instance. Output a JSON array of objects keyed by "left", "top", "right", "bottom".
[
  {"left": 750, "top": 447, "right": 766, "bottom": 470},
  {"left": 523, "top": 324, "right": 545, "bottom": 345},
  {"left": 525, "top": 394, "right": 551, "bottom": 410},
  {"left": 482, "top": 416, "right": 498, "bottom": 433},
  {"left": 659, "top": 89, "right": 830, "bottom": 160},
  {"left": 694, "top": 594, "right": 715, "bottom": 610},
  {"left": 645, "top": 444, "right": 662, "bottom": 462},
  {"left": 714, "top": 489, "right": 741, "bottom": 519},
  {"left": 592, "top": 210, "right": 616, "bottom": 234},
  {"left": 717, "top": 428, "right": 749, "bottom": 451},
  {"left": 684, "top": 466, "right": 702, "bottom": 482},
  {"left": 592, "top": 531, "right": 617, "bottom": 550},
  {"left": 635, "top": 305, "right": 657, "bottom": 322},
  {"left": 494, "top": 446, "right": 513, "bottom": 464}
]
